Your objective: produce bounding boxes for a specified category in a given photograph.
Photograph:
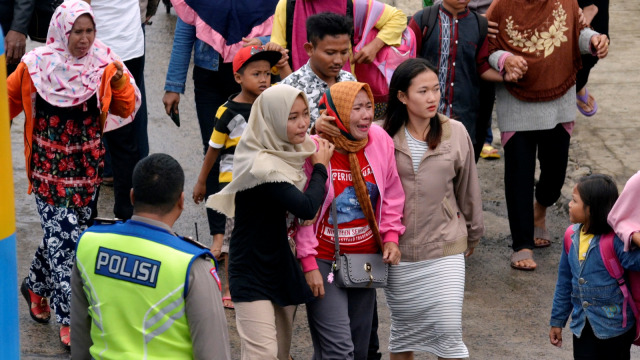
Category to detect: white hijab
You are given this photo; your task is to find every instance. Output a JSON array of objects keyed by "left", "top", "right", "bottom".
[{"left": 207, "top": 84, "right": 316, "bottom": 216}]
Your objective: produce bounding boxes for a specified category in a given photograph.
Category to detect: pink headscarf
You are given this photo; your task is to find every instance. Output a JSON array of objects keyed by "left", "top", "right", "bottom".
[
  {"left": 608, "top": 170, "right": 640, "bottom": 251},
  {"left": 21, "top": 0, "right": 140, "bottom": 131}
]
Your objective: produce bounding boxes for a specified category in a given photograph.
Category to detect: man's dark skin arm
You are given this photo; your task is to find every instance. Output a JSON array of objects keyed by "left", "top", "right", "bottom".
[{"left": 6, "top": 0, "right": 35, "bottom": 64}]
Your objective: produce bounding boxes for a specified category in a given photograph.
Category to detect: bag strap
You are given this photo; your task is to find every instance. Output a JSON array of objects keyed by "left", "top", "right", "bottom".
[
  {"left": 422, "top": 5, "right": 439, "bottom": 45},
  {"left": 472, "top": 10, "right": 488, "bottom": 41},
  {"left": 471, "top": 10, "right": 488, "bottom": 58},
  {"left": 410, "top": 5, "right": 438, "bottom": 57},
  {"left": 599, "top": 232, "right": 638, "bottom": 329},
  {"left": 563, "top": 225, "right": 574, "bottom": 254},
  {"left": 332, "top": 199, "right": 341, "bottom": 259}
]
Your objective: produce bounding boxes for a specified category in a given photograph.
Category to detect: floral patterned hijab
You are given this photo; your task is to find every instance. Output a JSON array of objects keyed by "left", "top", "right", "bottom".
[{"left": 21, "top": 0, "right": 140, "bottom": 130}]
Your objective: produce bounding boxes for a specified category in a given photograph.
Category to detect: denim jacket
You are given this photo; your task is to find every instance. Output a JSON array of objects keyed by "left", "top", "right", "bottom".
[
  {"left": 550, "top": 223, "right": 640, "bottom": 339},
  {"left": 164, "top": 17, "right": 269, "bottom": 94}
]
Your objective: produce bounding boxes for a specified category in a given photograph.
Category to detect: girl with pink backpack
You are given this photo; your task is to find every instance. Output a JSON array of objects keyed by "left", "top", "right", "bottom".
[{"left": 550, "top": 174, "right": 640, "bottom": 359}]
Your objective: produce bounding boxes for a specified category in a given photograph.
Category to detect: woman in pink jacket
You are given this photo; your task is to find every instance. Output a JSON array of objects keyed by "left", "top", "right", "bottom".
[{"left": 295, "top": 81, "right": 405, "bottom": 359}]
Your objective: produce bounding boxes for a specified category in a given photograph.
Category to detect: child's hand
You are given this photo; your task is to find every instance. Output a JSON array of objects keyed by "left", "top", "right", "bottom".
[
  {"left": 192, "top": 181, "right": 206, "bottom": 204},
  {"left": 549, "top": 327, "right": 563, "bottom": 347}
]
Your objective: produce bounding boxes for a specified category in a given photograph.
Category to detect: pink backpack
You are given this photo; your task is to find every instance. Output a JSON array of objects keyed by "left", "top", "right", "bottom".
[{"left": 564, "top": 225, "right": 640, "bottom": 345}]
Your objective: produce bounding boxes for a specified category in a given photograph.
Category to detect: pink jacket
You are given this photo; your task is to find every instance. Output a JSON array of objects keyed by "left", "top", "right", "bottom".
[
  {"left": 295, "top": 124, "right": 406, "bottom": 272},
  {"left": 608, "top": 170, "right": 640, "bottom": 251}
]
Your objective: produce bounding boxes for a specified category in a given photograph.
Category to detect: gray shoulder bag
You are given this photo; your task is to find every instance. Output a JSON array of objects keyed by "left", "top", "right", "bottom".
[{"left": 329, "top": 199, "right": 388, "bottom": 288}]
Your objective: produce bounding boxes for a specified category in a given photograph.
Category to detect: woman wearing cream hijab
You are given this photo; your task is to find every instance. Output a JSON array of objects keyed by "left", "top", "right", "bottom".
[{"left": 208, "top": 84, "right": 334, "bottom": 359}]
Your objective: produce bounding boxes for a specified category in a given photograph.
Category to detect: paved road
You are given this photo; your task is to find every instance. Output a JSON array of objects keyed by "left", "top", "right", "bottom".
[{"left": 11, "top": 1, "right": 640, "bottom": 358}]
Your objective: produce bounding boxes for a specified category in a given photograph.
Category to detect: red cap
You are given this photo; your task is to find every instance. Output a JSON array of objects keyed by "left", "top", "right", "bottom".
[{"left": 232, "top": 46, "right": 282, "bottom": 73}]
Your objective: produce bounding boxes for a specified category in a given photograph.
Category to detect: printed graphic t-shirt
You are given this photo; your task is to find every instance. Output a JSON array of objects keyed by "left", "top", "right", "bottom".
[{"left": 315, "top": 150, "right": 380, "bottom": 260}]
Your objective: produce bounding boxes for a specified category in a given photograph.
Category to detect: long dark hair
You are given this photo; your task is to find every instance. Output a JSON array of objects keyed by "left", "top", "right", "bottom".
[
  {"left": 383, "top": 58, "right": 441, "bottom": 149},
  {"left": 575, "top": 174, "right": 619, "bottom": 235}
]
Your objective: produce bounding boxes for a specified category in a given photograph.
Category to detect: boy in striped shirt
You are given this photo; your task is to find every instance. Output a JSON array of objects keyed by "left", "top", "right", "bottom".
[{"left": 192, "top": 45, "right": 282, "bottom": 309}]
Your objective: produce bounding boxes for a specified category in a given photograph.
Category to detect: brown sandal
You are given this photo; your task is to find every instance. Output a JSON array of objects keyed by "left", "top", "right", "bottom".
[
  {"left": 533, "top": 227, "right": 552, "bottom": 248},
  {"left": 510, "top": 250, "right": 537, "bottom": 271},
  {"left": 20, "top": 278, "right": 50, "bottom": 323}
]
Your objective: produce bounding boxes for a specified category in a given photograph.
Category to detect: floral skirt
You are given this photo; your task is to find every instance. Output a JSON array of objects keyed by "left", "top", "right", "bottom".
[{"left": 25, "top": 193, "right": 97, "bottom": 325}]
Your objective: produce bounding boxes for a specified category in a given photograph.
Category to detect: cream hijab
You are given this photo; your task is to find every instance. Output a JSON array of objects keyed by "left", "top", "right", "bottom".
[{"left": 207, "top": 84, "right": 317, "bottom": 216}]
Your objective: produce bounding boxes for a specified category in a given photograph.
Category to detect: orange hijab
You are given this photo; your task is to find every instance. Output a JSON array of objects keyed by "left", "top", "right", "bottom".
[{"left": 319, "top": 81, "right": 382, "bottom": 247}]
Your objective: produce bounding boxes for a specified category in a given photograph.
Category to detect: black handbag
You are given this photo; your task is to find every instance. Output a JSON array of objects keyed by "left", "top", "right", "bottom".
[{"left": 330, "top": 200, "right": 388, "bottom": 288}]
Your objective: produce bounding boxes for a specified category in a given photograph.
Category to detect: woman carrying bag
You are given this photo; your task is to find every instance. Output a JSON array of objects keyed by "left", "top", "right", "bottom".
[{"left": 296, "top": 81, "right": 405, "bottom": 359}]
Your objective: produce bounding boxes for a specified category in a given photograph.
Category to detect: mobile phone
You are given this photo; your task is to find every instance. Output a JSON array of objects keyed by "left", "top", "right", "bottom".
[{"left": 170, "top": 109, "right": 180, "bottom": 127}]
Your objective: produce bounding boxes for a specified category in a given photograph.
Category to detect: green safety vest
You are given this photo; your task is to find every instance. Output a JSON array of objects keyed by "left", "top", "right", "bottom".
[{"left": 75, "top": 220, "right": 213, "bottom": 360}]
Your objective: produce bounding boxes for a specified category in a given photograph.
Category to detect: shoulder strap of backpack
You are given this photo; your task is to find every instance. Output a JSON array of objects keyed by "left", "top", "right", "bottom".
[
  {"left": 471, "top": 10, "right": 488, "bottom": 58},
  {"left": 473, "top": 10, "right": 488, "bottom": 41},
  {"left": 563, "top": 225, "right": 574, "bottom": 255},
  {"left": 599, "top": 232, "right": 636, "bottom": 329},
  {"left": 422, "top": 5, "right": 439, "bottom": 45},
  {"left": 285, "top": 0, "right": 295, "bottom": 67}
]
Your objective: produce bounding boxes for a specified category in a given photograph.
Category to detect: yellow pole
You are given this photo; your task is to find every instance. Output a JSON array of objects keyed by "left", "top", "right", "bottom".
[{"left": 0, "top": 29, "right": 20, "bottom": 358}]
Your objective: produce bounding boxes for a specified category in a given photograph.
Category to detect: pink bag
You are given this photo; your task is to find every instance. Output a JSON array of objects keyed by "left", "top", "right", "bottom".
[{"left": 352, "top": 0, "right": 416, "bottom": 104}]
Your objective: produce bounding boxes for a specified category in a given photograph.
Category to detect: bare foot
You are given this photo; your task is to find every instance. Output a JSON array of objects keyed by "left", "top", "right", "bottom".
[{"left": 210, "top": 234, "right": 224, "bottom": 260}]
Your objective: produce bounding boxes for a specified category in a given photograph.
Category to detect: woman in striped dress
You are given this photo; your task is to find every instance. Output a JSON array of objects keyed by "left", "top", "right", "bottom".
[{"left": 381, "top": 58, "right": 484, "bottom": 359}]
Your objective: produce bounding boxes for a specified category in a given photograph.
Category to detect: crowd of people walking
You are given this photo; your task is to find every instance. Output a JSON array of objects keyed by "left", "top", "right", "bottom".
[{"left": 10, "top": 0, "right": 640, "bottom": 359}]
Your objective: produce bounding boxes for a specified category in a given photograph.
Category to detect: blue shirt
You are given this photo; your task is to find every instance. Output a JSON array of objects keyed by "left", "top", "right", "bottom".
[
  {"left": 164, "top": 17, "right": 269, "bottom": 94},
  {"left": 550, "top": 224, "right": 640, "bottom": 339}
]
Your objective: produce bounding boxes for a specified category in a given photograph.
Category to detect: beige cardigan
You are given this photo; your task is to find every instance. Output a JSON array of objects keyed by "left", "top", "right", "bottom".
[{"left": 392, "top": 115, "right": 484, "bottom": 262}]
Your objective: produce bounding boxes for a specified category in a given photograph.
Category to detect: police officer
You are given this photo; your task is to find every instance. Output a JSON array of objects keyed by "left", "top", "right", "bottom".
[{"left": 70, "top": 153, "right": 231, "bottom": 359}]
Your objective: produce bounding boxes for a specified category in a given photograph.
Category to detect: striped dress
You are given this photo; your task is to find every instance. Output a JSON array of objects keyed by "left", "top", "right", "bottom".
[{"left": 383, "top": 129, "right": 468, "bottom": 358}]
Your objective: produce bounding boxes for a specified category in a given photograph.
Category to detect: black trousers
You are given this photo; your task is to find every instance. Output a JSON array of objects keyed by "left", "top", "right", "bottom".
[
  {"left": 103, "top": 54, "right": 146, "bottom": 219},
  {"left": 503, "top": 124, "right": 570, "bottom": 251},
  {"left": 104, "top": 121, "right": 137, "bottom": 219},
  {"left": 473, "top": 80, "right": 496, "bottom": 163},
  {"left": 573, "top": 319, "right": 634, "bottom": 360},
  {"left": 576, "top": 54, "right": 600, "bottom": 93}
]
